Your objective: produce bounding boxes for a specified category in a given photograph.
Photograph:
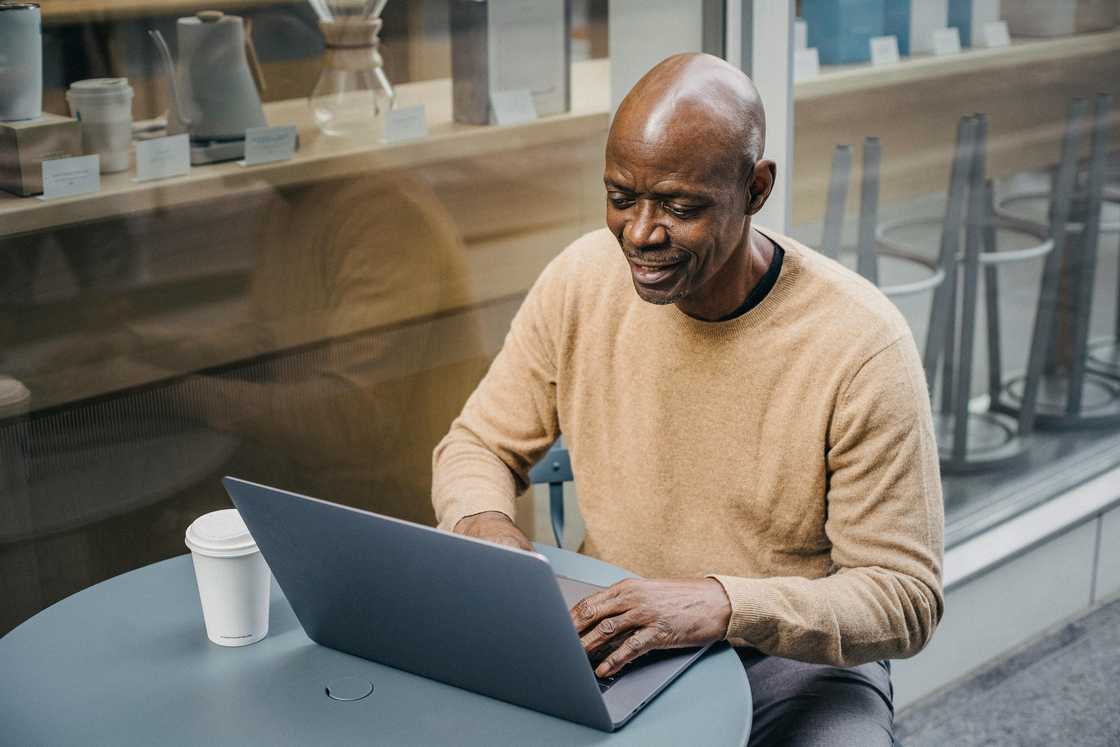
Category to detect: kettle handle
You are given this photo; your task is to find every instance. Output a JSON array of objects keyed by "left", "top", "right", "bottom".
[
  {"left": 243, "top": 18, "right": 267, "bottom": 96},
  {"left": 148, "top": 29, "right": 191, "bottom": 132}
]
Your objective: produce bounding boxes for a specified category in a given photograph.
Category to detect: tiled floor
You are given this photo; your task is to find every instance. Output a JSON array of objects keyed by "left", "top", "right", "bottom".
[{"left": 895, "top": 594, "right": 1120, "bottom": 746}]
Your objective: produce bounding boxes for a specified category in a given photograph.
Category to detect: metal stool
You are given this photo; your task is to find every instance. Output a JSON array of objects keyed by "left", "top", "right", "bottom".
[
  {"left": 881, "top": 114, "right": 1054, "bottom": 473},
  {"left": 819, "top": 137, "right": 945, "bottom": 299},
  {"left": 998, "top": 150, "right": 1120, "bottom": 379},
  {"left": 992, "top": 94, "right": 1120, "bottom": 430}
]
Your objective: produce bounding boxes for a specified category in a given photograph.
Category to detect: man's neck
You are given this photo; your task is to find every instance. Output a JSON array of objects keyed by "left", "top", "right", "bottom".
[{"left": 675, "top": 225, "right": 775, "bottom": 322}]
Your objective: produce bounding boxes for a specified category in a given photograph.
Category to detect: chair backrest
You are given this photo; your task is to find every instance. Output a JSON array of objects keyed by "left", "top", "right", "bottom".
[{"left": 527, "top": 437, "right": 571, "bottom": 548}]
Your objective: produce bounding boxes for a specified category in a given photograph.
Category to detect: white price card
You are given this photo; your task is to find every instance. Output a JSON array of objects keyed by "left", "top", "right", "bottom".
[
  {"left": 869, "top": 35, "right": 900, "bottom": 66},
  {"left": 383, "top": 105, "right": 428, "bottom": 144},
  {"left": 240, "top": 125, "right": 298, "bottom": 166},
  {"left": 981, "top": 20, "right": 1010, "bottom": 48},
  {"left": 135, "top": 133, "right": 190, "bottom": 182},
  {"left": 39, "top": 154, "right": 100, "bottom": 200},
  {"left": 491, "top": 89, "right": 538, "bottom": 126},
  {"left": 795, "top": 18, "right": 808, "bottom": 50},
  {"left": 794, "top": 48, "right": 820, "bottom": 83},
  {"left": 932, "top": 27, "right": 962, "bottom": 56}
]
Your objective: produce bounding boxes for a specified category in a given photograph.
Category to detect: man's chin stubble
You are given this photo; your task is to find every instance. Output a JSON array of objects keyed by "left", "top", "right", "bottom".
[{"left": 631, "top": 280, "right": 688, "bottom": 306}]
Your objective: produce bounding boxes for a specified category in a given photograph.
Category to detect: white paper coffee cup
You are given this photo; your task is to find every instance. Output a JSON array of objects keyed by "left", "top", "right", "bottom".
[
  {"left": 66, "top": 78, "right": 134, "bottom": 174},
  {"left": 185, "top": 509, "right": 270, "bottom": 647}
]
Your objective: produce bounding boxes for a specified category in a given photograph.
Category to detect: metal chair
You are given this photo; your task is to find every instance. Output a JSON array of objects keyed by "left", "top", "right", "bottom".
[{"left": 528, "top": 436, "right": 571, "bottom": 547}]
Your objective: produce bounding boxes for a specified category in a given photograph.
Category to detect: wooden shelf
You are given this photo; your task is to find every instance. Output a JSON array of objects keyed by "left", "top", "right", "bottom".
[
  {"left": 37, "top": 0, "right": 303, "bottom": 24},
  {"left": 796, "top": 29, "right": 1120, "bottom": 101},
  {"left": 792, "top": 29, "right": 1120, "bottom": 225},
  {"left": 0, "top": 58, "right": 611, "bottom": 239}
]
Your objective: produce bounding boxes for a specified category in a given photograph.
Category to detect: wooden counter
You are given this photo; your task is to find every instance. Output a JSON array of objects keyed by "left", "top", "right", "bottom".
[{"left": 0, "top": 58, "right": 611, "bottom": 240}]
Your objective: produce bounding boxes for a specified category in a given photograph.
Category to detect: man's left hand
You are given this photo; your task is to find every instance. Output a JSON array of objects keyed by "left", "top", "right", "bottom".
[{"left": 571, "top": 578, "right": 732, "bottom": 678}]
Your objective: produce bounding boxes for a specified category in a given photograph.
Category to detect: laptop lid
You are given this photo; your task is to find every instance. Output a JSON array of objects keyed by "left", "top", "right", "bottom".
[{"left": 222, "top": 477, "right": 614, "bottom": 732}]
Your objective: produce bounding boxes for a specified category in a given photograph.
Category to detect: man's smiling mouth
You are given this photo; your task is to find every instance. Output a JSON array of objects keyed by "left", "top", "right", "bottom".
[{"left": 629, "top": 260, "right": 683, "bottom": 285}]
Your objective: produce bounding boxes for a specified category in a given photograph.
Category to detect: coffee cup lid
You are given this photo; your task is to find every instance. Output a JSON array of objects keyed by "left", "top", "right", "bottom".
[
  {"left": 67, "top": 78, "right": 134, "bottom": 97},
  {"left": 0, "top": 375, "right": 30, "bottom": 417},
  {"left": 185, "top": 509, "right": 258, "bottom": 558}
]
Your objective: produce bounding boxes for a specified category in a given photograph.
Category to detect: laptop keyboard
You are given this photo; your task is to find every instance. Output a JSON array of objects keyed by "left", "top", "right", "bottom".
[{"left": 591, "top": 646, "right": 698, "bottom": 694}]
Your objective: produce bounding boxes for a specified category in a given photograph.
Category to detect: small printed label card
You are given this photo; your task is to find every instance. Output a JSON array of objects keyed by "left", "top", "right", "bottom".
[
  {"left": 135, "top": 133, "right": 190, "bottom": 182},
  {"left": 869, "top": 35, "right": 901, "bottom": 66},
  {"left": 794, "top": 48, "right": 821, "bottom": 82},
  {"left": 383, "top": 105, "right": 428, "bottom": 144},
  {"left": 982, "top": 20, "right": 1010, "bottom": 49},
  {"left": 795, "top": 18, "right": 808, "bottom": 50},
  {"left": 491, "top": 89, "right": 538, "bottom": 126},
  {"left": 39, "top": 154, "right": 100, "bottom": 200},
  {"left": 932, "top": 27, "right": 962, "bottom": 56},
  {"left": 240, "top": 125, "right": 298, "bottom": 166}
]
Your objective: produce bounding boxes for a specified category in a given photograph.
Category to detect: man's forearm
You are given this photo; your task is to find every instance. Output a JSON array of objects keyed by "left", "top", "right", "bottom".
[
  {"left": 431, "top": 421, "right": 522, "bottom": 532},
  {"left": 709, "top": 568, "right": 943, "bottom": 667}
]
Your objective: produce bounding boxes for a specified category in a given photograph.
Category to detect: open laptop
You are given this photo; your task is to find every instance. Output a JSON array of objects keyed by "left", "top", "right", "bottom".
[{"left": 221, "top": 477, "right": 709, "bottom": 732}]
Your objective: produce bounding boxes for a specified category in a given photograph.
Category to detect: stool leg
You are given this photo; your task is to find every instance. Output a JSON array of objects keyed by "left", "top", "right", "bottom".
[
  {"left": 926, "top": 116, "right": 976, "bottom": 408},
  {"left": 821, "top": 145, "right": 852, "bottom": 261},
  {"left": 1067, "top": 93, "right": 1112, "bottom": 413},
  {"left": 858, "top": 137, "right": 882, "bottom": 285},
  {"left": 952, "top": 116, "right": 988, "bottom": 463},
  {"left": 1018, "top": 98, "right": 1088, "bottom": 434},
  {"left": 983, "top": 180, "right": 1004, "bottom": 399}
]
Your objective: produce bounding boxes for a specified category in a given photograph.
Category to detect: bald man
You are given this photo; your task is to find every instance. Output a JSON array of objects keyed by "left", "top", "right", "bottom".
[{"left": 433, "top": 54, "right": 943, "bottom": 745}]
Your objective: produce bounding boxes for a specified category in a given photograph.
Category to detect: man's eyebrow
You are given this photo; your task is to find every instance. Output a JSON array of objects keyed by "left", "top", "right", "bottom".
[
  {"left": 604, "top": 181, "right": 714, "bottom": 202},
  {"left": 651, "top": 189, "right": 713, "bottom": 202}
]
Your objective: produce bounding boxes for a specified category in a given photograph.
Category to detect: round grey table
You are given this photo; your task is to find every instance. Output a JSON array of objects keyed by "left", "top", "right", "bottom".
[{"left": 0, "top": 544, "right": 751, "bottom": 746}]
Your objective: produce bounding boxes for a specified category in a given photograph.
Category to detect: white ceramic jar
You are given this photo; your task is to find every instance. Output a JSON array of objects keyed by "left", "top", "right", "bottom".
[
  {"left": 66, "top": 78, "right": 135, "bottom": 173},
  {"left": 0, "top": 3, "right": 42, "bottom": 122}
]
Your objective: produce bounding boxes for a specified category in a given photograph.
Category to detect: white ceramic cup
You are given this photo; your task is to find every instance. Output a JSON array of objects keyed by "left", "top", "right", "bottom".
[
  {"left": 185, "top": 508, "right": 270, "bottom": 647},
  {"left": 66, "top": 78, "right": 134, "bottom": 173}
]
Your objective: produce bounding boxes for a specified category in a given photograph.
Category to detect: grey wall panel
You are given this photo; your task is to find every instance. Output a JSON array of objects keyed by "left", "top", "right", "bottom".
[
  {"left": 893, "top": 521, "right": 1096, "bottom": 710},
  {"left": 1095, "top": 506, "right": 1120, "bottom": 602}
]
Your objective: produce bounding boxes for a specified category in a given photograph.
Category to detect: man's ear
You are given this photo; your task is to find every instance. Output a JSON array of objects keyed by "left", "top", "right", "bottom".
[{"left": 746, "top": 159, "right": 777, "bottom": 216}]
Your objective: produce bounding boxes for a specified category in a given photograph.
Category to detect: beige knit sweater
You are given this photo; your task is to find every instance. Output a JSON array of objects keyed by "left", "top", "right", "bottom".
[{"left": 433, "top": 227, "right": 944, "bottom": 667}]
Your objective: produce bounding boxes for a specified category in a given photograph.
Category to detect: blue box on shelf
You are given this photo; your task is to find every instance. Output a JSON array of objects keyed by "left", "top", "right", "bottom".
[{"left": 802, "top": 0, "right": 886, "bottom": 64}]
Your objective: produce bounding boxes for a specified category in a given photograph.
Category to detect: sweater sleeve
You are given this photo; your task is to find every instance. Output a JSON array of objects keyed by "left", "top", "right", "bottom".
[
  {"left": 711, "top": 335, "right": 945, "bottom": 666},
  {"left": 431, "top": 253, "right": 567, "bottom": 532}
]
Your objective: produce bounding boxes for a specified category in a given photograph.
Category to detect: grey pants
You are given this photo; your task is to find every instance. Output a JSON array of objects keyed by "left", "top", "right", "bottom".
[{"left": 739, "top": 649, "right": 895, "bottom": 746}]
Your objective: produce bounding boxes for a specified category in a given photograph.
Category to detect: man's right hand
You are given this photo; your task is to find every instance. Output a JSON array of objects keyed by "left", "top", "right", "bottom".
[{"left": 453, "top": 511, "right": 533, "bottom": 552}]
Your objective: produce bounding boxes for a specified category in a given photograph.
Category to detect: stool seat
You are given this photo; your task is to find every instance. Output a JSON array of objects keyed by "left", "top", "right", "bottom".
[{"left": 994, "top": 189, "right": 1120, "bottom": 234}]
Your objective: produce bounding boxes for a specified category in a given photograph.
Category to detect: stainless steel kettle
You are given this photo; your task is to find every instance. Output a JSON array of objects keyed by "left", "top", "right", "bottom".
[{"left": 150, "top": 10, "right": 267, "bottom": 141}]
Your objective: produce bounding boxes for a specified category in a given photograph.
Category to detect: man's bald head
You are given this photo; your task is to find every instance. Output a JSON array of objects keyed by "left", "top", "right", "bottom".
[
  {"left": 611, "top": 53, "right": 766, "bottom": 179},
  {"left": 602, "top": 53, "right": 777, "bottom": 320}
]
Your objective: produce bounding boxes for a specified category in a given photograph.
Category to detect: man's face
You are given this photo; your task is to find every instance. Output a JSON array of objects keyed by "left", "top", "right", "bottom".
[{"left": 604, "top": 127, "right": 752, "bottom": 306}]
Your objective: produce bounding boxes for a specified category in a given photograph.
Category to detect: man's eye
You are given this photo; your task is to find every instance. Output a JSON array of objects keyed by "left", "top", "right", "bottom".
[
  {"left": 609, "top": 196, "right": 634, "bottom": 209},
  {"left": 664, "top": 203, "right": 698, "bottom": 218}
]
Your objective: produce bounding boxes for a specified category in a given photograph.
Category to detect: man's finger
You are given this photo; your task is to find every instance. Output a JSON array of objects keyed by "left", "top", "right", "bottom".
[
  {"left": 569, "top": 587, "right": 631, "bottom": 633},
  {"left": 579, "top": 610, "right": 643, "bottom": 654},
  {"left": 595, "top": 626, "right": 661, "bottom": 678},
  {"left": 494, "top": 533, "right": 531, "bottom": 551}
]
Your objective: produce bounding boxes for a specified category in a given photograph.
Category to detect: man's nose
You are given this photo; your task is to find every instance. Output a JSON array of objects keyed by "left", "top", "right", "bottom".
[{"left": 624, "top": 201, "right": 668, "bottom": 249}]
